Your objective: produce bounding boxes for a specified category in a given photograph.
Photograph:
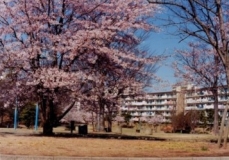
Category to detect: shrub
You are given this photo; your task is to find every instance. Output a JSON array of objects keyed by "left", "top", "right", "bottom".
[
  {"left": 161, "top": 125, "right": 174, "bottom": 133},
  {"left": 19, "top": 103, "right": 36, "bottom": 128},
  {"left": 201, "top": 146, "right": 209, "bottom": 151},
  {"left": 171, "top": 110, "right": 200, "bottom": 133},
  {"left": 121, "top": 124, "right": 134, "bottom": 128}
]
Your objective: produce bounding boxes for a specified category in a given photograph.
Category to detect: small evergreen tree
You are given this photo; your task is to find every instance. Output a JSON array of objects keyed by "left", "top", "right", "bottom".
[
  {"left": 121, "top": 112, "right": 132, "bottom": 125},
  {"left": 20, "top": 103, "right": 36, "bottom": 128},
  {"left": 199, "top": 110, "right": 208, "bottom": 128},
  {"left": 206, "top": 109, "right": 215, "bottom": 125}
]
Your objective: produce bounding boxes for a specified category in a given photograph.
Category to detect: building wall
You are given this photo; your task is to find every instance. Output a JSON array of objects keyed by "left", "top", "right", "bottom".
[{"left": 174, "top": 86, "right": 185, "bottom": 115}]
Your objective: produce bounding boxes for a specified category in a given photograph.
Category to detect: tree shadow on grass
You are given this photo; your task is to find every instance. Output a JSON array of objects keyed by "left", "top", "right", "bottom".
[
  {"left": 31, "top": 132, "right": 168, "bottom": 141},
  {"left": 0, "top": 129, "right": 167, "bottom": 141}
]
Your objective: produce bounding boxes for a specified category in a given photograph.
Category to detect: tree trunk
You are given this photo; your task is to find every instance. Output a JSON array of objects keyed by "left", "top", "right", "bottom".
[
  {"left": 40, "top": 98, "right": 56, "bottom": 135},
  {"left": 96, "top": 99, "right": 105, "bottom": 132},
  {"left": 43, "top": 121, "right": 53, "bottom": 135},
  {"left": 106, "top": 104, "right": 114, "bottom": 132},
  {"left": 222, "top": 69, "right": 229, "bottom": 148},
  {"left": 145, "top": 124, "right": 153, "bottom": 135},
  {"left": 218, "top": 103, "right": 228, "bottom": 148},
  {"left": 212, "top": 89, "right": 219, "bottom": 135},
  {"left": 218, "top": 66, "right": 229, "bottom": 148},
  {"left": 101, "top": 105, "right": 105, "bottom": 131},
  {"left": 0, "top": 114, "right": 3, "bottom": 124},
  {"left": 223, "top": 117, "right": 229, "bottom": 148},
  {"left": 92, "top": 111, "right": 95, "bottom": 132},
  {"left": 107, "top": 116, "right": 112, "bottom": 132},
  {"left": 117, "top": 124, "right": 122, "bottom": 134}
]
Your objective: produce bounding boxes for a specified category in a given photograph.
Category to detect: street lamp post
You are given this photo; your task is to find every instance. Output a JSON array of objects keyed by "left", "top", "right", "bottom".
[
  {"left": 14, "top": 97, "right": 18, "bottom": 130},
  {"left": 34, "top": 103, "right": 39, "bottom": 131}
]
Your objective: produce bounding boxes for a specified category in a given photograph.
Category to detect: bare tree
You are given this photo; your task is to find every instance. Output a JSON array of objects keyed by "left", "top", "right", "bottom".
[
  {"left": 148, "top": 0, "right": 229, "bottom": 148},
  {"left": 174, "top": 42, "right": 226, "bottom": 134}
]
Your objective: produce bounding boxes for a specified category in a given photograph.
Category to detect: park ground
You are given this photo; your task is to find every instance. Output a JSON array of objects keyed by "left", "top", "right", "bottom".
[{"left": 0, "top": 125, "right": 229, "bottom": 157}]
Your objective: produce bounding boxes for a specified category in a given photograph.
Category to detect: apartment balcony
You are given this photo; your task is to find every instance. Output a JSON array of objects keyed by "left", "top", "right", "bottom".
[
  {"left": 204, "top": 106, "right": 214, "bottom": 109},
  {"left": 166, "top": 95, "right": 176, "bottom": 98},
  {"left": 186, "top": 92, "right": 212, "bottom": 98},
  {"left": 185, "top": 103, "right": 227, "bottom": 111},
  {"left": 219, "top": 105, "right": 226, "bottom": 110},
  {"left": 125, "top": 106, "right": 174, "bottom": 113},
  {"left": 185, "top": 105, "right": 222, "bottom": 110},
  {"left": 127, "top": 108, "right": 149, "bottom": 111},
  {"left": 186, "top": 99, "right": 195, "bottom": 103},
  {"left": 189, "top": 100, "right": 228, "bottom": 104},
  {"left": 132, "top": 107, "right": 152, "bottom": 111},
  {"left": 147, "top": 95, "right": 176, "bottom": 100},
  {"left": 130, "top": 112, "right": 156, "bottom": 117},
  {"left": 131, "top": 113, "right": 140, "bottom": 116},
  {"left": 219, "top": 99, "right": 228, "bottom": 103},
  {"left": 166, "top": 101, "right": 176, "bottom": 105},
  {"left": 136, "top": 107, "right": 154, "bottom": 111},
  {"left": 186, "top": 99, "right": 214, "bottom": 104},
  {"left": 128, "top": 107, "right": 139, "bottom": 111},
  {"left": 141, "top": 113, "right": 149, "bottom": 117},
  {"left": 130, "top": 117, "right": 139, "bottom": 121},
  {"left": 185, "top": 106, "right": 203, "bottom": 110},
  {"left": 129, "top": 101, "right": 147, "bottom": 105},
  {"left": 151, "top": 103, "right": 163, "bottom": 106},
  {"left": 161, "top": 95, "right": 170, "bottom": 98},
  {"left": 162, "top": 119, "right": 170, "bottom": 123},
  {"left": 153, "top": 107, "right": 171, "bottom": 111},
  {"left": 162, "top": 113, "right": 171, "bottom": 117},
  {"left": 120, "top": 107, "right": 128, "bottom": 111},
  {"left": 150, "top": 113, "right": 156, "bottom": 116}
]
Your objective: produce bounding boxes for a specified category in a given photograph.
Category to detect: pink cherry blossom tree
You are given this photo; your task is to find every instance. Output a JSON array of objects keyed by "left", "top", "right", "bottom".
[
  {"left": 114, "top": 114, "right": 125, "bottom": 134},
  {"left": 115, "top": 115, "right": 125, "bottom": 125},
  {"left": 147, "top": 114, "right": 163, "bottom": 133},
  {"left": 0, "top": 0, "right": 160, "bottom": 135},
  {"left": 173, "top": 42, "right": 226, "bottom": 134},
  {"left": 81, "top": 46, "right": 161, "bottom": 132},
  {"left": 63, "top": 108, "right": 94, "bottom": 124}
]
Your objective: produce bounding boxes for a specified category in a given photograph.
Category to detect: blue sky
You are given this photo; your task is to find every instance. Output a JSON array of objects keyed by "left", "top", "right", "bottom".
[
  {"left": 141, "top": 28, "right": 189, "bottom": 92},
  {"left": 138, "top": 10, "right": 194, "bottom": 92}
]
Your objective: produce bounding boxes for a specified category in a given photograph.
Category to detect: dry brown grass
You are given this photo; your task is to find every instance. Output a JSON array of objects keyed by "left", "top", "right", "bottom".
[{"left": 1, "top": 134, "right": 229, "bottom": 157}]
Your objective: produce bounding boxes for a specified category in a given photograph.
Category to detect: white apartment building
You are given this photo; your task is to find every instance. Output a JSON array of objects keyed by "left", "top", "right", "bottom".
[
  {"left": 184, "top": 85, "right": 228, "bottom": 114},
  {"left": 121, "top": 91, "right": 177, "bottom": 122},
  {"left": 121, "top": 84, "right": 229, "bottom": 122}
]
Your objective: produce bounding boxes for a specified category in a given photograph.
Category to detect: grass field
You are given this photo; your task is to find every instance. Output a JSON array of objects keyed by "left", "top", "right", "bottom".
[{"left": 0, "top": 125, "right": 228, "bottom": 157}]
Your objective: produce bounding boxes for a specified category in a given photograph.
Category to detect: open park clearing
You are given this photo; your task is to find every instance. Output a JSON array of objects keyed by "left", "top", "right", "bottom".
[{"left": 0, "top": 127, "right": 229, "bottom": 157}]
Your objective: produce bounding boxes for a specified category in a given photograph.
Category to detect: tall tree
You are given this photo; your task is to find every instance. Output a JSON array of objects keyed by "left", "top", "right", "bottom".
[
  {"left": 78, "top": 47, "right": 161, "bottom": 132},
  {"left": 173, "top": 42, "right": 225, "bottom": 134},
  {"left": 0, "top": 0, "right": 160, "bottom": 135},
  {"left": 148, "top": 0, "right": 229, "bottom": 148}
]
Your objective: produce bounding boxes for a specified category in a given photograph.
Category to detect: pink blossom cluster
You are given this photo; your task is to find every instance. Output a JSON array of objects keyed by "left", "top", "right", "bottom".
[
  {"left": 0, "top": 0, "right": 160, "bottom": 108},
  {"left": 147, "top": 114, "right": 163, "bottom": 125},
  {"left": 114, "top": 115, "right": 125, "bottom": 122},
  {"left": 63, "top": 108, "right": 95, "bottom": 124}
]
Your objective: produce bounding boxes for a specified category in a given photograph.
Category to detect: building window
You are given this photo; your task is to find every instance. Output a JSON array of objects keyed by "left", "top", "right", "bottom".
[
  {"left": 147, "top": 100, "right": 154, "bottom": 104},
  {"left": 197, "top": 104, "right": 204, "bottom": 108}
]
